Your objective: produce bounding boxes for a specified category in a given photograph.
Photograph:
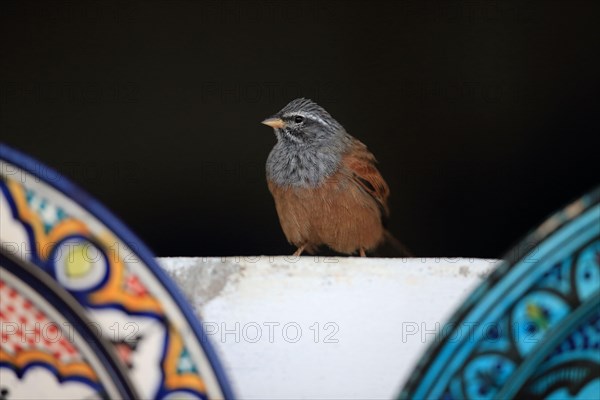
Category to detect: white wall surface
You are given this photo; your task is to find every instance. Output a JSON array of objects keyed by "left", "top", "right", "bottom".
[{"left": 159, "top": 256, "right": 500, "bottom": 400}]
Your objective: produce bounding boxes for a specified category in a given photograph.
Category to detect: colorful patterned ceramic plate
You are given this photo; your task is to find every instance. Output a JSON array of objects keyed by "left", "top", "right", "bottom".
[
  {"left": 0, "top": 252, "right": 137, "bottom": 399},
  {"left": 0, "top": 144, "right": 234, "bottom": 399},
  {"left": 400, "top": 187, "right": 600, "bottom": 399}
]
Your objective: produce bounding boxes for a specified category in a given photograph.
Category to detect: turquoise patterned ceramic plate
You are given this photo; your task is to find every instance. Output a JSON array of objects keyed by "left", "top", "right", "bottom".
[{"left": 400, "top": 187, "right": 600, "bottom": 399}]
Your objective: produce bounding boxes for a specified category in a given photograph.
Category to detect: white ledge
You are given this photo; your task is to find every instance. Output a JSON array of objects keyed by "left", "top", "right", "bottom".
[{"left": 158, "top": 257, "right": 500, "bottom": 400}]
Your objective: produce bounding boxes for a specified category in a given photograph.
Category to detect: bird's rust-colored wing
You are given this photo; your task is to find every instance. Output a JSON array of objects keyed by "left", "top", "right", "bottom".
[{"left": 341, "top": 139, "right": 390, "bottom": 218}]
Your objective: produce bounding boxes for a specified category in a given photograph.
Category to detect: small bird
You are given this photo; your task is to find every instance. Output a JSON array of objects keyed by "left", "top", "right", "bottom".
[{"left": 262, "top": 98, "right": 408, "bottom": 257}]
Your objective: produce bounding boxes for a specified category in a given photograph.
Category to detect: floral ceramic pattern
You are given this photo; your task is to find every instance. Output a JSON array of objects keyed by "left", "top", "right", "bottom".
[{"left": 0, "top": 144, "right": 233, "bottom": 400}]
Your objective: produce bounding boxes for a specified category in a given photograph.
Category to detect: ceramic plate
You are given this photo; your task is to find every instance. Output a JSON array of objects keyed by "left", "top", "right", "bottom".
[
  {"left": 0, "top": 144, "right": 234, "bottom": 399},
  {"left": 1, "top": 252, "right": 138, "bottom": 399},
  {"left": 400, "top": 187, "right": 600, "bottom": 399}
]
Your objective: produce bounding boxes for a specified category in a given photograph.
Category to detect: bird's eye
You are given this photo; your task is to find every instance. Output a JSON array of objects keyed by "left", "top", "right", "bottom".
[{"left": 294, "top": 116, "right": 304, "bottom": 123}]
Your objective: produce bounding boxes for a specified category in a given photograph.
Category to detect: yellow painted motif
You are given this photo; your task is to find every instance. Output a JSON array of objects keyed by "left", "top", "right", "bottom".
[
  {"left": 65, "top": 243, "right": 93, "bottom": 278},
  {"left": 163, "top": 326, "right": 207, "bottom": 393},
  {"left": 0, "top": 348, "right": 98, "bottom": 382}
]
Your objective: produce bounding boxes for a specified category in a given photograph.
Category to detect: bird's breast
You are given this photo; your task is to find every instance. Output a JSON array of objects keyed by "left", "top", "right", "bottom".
[{"left": 266, "top": 145, "right": 341, "bottom": 188}]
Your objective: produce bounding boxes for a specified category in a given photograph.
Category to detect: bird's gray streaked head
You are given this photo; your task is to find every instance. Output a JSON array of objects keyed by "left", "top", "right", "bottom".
[
  {"left": 261, "top": 98, "right": 344, "bottom": 145},
  {"left": 263, "top": 98, "right": 352, "bottom": 187}
]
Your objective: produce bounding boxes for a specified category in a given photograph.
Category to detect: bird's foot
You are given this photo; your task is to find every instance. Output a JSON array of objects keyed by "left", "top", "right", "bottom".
[{"left": 293, "top": 244, "right": 306, "bottom": 257}]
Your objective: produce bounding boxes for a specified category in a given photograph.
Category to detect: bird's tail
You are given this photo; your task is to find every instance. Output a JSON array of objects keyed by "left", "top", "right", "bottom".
[{"left": 381, "top": 230, "right": 414, "bottom": 257}]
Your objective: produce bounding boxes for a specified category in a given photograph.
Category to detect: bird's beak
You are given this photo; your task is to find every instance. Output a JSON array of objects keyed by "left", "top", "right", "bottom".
[{"left": 261, "top": 118, "right": 285, "bottom": 129}]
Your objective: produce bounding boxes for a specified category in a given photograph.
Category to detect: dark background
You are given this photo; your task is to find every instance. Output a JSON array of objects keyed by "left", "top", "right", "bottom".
[{"left": 1, "top": 1, "right": 598, "bottom": 258}]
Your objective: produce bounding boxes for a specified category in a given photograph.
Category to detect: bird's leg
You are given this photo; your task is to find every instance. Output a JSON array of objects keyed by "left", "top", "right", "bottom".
[
  {"left": 359, "top": 248, "right": 366, "bottom": 257},
  {"left": 293, "top": 244, "right": 306, "bottom": 257}
]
